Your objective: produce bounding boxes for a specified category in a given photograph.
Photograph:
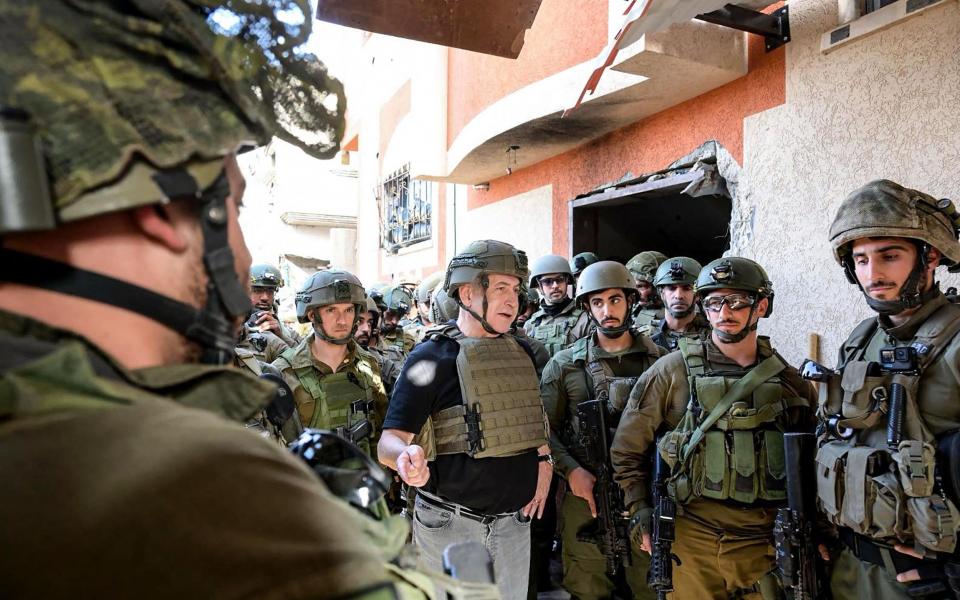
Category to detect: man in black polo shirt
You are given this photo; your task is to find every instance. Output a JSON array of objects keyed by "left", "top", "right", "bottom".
[{"left": 378, "top": 240, "right": 553, "bottom": 600}]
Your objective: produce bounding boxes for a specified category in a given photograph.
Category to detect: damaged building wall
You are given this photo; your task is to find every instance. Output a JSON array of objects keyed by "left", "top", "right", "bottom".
[{"left": 739, "top": 0, "right": 960, "bottom": 365}]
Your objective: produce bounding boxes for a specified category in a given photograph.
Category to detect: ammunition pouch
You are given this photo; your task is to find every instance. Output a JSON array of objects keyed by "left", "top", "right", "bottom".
[
  {"left": 816, "top": 439, "right": 959, "bottom": 552},
  {"left": 531, "top": 319, "right": 572, "bottom": 356}
]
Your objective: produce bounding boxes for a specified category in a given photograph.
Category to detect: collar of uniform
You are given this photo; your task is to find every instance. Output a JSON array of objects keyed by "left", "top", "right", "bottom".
[
  {"left": 288, "top": 332, "right": 360, "bottom": 373},
  {"left": 879, "top": 291, "right": 949, "bottom": 341},
  {"left": 661, "top": 311, "right": 709, "bottom": 335},
  {"left": 573, "top": 330, "right": 650, "bottom": 362},
  {"left": 701, "top": 335, "right": 774, "bottom": 372},
  {"left": 0, "top": 308, "right": 274, "bottom": 422}
]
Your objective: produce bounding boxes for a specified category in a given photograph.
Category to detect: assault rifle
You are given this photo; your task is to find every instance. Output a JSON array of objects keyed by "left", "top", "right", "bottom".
[
  {"left": 575, "top": 399, "right": 631, "bottom": 575},
  {"left": 773, "top": 432, "right": 824, "bottom": 600},
  {"left": 648, "top": 449, "right": 678, "bottom": 600}
]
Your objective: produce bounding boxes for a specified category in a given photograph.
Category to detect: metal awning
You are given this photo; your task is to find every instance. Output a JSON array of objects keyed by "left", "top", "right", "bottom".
[
  {"left": 315, "top": 0, "right": 542, "bottom": 59},
  {"left": 566, "top": 0, "right": 787, "bottom": 114}
]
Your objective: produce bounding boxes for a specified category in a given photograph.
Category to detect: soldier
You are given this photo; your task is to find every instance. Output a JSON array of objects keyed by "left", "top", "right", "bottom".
[
  {"left": 570, "top": 251, "right": 600, "bottom": 282},
  {"left": 611, "top": 257, "right": 816, "bottom": 599},
  {"left": 649, "top": 256, "right": 711, "bottom": 351},
  {"left": 541, "top": 261, "right": 665, "bottom": 600},
  {"left": 822, "top": 180, "right": 960, "bottom": 599},
  {"left": 237, "top": 311, "right": 289, "bottom": 363},
  {"left": 356, "top": 295, "right": 402, "bottom": 393},
  {"left": 524, "top": 254, "right": 592, "bottom": 356},
  {"left": 381, "top": 285, "right": 417, "bottom": 354},
  {"left": 249, "top": 263, "right": 301, "bottom": 347},
  {"left": 272, "top": 270, "right": 388, "bottom": 458},
  {"left": 626, "top": 251, "right": 667, "bottom": 331},
  {"left": 430, "top": 282, "right": 459, "bottom": 324},
  {"left": 379, "top": 240, "right": 553, "bottom": 600},
  {"left": 0, "top": 1, "right": 470, "bottom": 597},
  {"left": 517, "top": 288, "right": 539, "bottom": 329},
  {"left": 405, "top": 271, "right": 444, "bottom": 345}
]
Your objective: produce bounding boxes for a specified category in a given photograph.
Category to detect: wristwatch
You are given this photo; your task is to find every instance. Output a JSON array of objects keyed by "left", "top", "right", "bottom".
[{"left": 538, "top": 453, "right": 555, "bottom": 467}]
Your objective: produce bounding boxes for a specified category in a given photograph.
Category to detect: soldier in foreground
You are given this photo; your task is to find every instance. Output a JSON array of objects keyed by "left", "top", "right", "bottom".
[
  {"left": 627, "top": 251, "right": 668, "bottom": 331},
  {"left": 0, "top": 1, "right": 474, "bottom": 598},
  {"left": 272, "top": 271, "right": 388, "bottom": 455},
  {"left": 541, "top": 261, "right": 665, "bottom": 599},
  {"left": 823, "top": 180, "right": 960, "bottom": 598},
  {"left": 248, "top": 263, "right": 301, "bottom": 346},
  {"left": 381, "top": 285, "right": 417, "bottom": 354},
  {"left": 524, "top": 254, "right": 592, "bottom": 356},
  {"left": 649, "top": 256, "right": 710, "bottom": 351},
  {"left": 611, "top": 257, "right": 816, "bottom": 599},
  {"left": 379, "top": 240, "right": 553, "bottom": 600}
]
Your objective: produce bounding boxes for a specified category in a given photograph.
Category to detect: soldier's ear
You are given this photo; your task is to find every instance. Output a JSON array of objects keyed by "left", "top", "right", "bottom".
[{"left": 130, "top": 203, "right": 190, "bottom": 253}]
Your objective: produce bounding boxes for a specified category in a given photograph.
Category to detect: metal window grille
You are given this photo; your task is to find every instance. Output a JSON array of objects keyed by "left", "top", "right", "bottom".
[
  {"left": 863, "top": 0, "right": 898, "bottom": 13},
  {"left": 378, "top": 164, "right": 432, "bottom": 253}
]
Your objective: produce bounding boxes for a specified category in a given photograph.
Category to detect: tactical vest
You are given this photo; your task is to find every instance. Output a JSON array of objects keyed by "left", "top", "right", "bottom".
[
  {"left": 529, "top": 307, "right": 583, "bottom": 356},
  {"left": 415, "top": 324, "right": 548, "bottom": 461},
  {"left": 275, "top": 347, "right": 381, "bottom": 442},
  {"left": 658, "top": 338, "right": 808, "bottom": 505},
  {"left": 815, "top": 303, "right": 960, "bottom": 553},
  {"left": 234, "top": 348, "right": 286, "bottom": 445}
]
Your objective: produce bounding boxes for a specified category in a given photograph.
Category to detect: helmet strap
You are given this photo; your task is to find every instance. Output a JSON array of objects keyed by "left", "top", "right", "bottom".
[
  {"left": 582, "top": 292, "right": 634, "bottom": 339},
  {"left": 660, "top": 288, "right": 696, "bottom": 319},
  {"left": 310, "top": 306, "right": 361, "bottom": 346},
  {"left": 0, "top": 171, "right": 250, "bottom": 365},
  {"left": 710, "top": 302, "right": 759, "bottom": 345},
  {"left": 853, "top": 243, "right": 937, "bottom": 315}
]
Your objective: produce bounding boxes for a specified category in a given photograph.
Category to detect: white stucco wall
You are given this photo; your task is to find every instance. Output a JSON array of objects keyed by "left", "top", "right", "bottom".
[
  {"left": 739, "top": 0, "right": 960, "bottom": 365},
  {"left": 460, "top": 185, "right": 554, "bottom": 261}
]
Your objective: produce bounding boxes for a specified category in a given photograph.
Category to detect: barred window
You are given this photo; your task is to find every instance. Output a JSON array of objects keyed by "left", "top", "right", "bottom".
[{"left": 379, "top": 164, "right": 433, "bottom": 253}]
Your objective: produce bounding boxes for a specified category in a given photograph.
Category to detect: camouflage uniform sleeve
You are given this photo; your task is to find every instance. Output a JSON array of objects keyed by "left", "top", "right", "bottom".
[
  {"left": 567, "top": 310, "right": 593, "bottom": 346},
  {"left": 265, "top": 333, "right": 290, "bottom": 363},
  {"left": 401, "top": 331, "right": 416, "bottom": 353},
  {"left": 611, "top": 353, "right": 688, "bottom": 511},
  {"left": 540, "top": 356, "right": 579, "bottom": 478}
]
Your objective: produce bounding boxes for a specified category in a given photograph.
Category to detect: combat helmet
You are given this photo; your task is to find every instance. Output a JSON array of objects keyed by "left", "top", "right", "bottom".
[
  {"left": 654, "top": 257, "right": 703, "bottom": 319},
  {"left": 250, "top": 264, "right": 284, "bottom": 289},
  {"left": 696, "top": 257, "right": 774, "bottom": 343},
  {"left": 575, "top": 261, "right": 637, "bottom": 337},
  {"left": 570, "top": 252, "right": 600, "bottom": 277},
  {"left": 383, "top": 286, "right": 413, "bottom": 315},
  {"left": 363, "top": 295, "right": 381, "bottom": 330},
  {"left": 444, "top": 240, "right": 528, "bottom": 334},
  {"left": 528, "top": 254, "right": 573, "bottom": 287},
  {"left": 416, "top": 271, "right": 444, "bottom": 306},
  {"left": 626, "top": 251, "right": 668, "bottom": 284},
  {"left": 296, "top": 270, "right": 366, "bottom": 344},
  {"left": 430, "top": 283, "right": 460, "bottom": 324},
  {"left": 829, "top": 180, "right": 960, "bottom": 315},
  {"left": 0, "top": 2, "right": 345, "bottom": 365}
]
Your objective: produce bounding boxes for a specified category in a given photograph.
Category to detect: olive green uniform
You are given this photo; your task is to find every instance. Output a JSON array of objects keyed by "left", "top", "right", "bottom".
[
  {"left": 648, "top": 313, "right": 711, "bottom": 352},
  {"left": 513, "top": 327, "right": 551, "bottom": 378},
  {"left": 0, "top": 309, "right": 402, "bottom": 599},
  {"left": 524, "top": 300, "right": 592, "bottom": 357},
  {"left": 366, "top": 342, "right": 403, "bottom": 393},
  {"left": 631, "top": 306, "right": 664, "bottom": 333},
  {"left": 826, "top": 293, "right": 960, "bottom": 598},
  {"left": 611, "top": 337, "right": 816, "bottom": 599},
  {"left": 272, "top": 334, "right": 388, "bottom": 457},
  {"left": 541, "top": 331, "right": 665, "bottom": 599},
  {"left": 404, "top": 318, "right": 429, "bottom": 346},
  {"left": 237, "top": 327, "right": 289, "bottom": 363},
  {"left": 382, "top": 328, "right": 416, "bottom": 355},
  {"left": 234, "top": 346, "right": 289, "bottom": 444}
]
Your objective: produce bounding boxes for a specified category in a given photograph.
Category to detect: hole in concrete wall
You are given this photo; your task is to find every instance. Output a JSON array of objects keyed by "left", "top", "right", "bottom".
[{"left": 572, "top": 192, "right": 731, "bottom": 264}]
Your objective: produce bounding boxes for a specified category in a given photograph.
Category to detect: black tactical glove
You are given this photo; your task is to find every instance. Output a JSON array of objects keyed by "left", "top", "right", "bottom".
[{"left": 628, "top": 506, "right": 653, "bottom": 550}]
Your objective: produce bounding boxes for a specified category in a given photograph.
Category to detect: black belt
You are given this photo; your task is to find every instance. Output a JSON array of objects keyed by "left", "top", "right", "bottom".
[
  {"left": 416, "top": 492, "right": 519, "bottom": 526},
  {"left": 839, "top": 528, "right": 939, "bottom": 573}
]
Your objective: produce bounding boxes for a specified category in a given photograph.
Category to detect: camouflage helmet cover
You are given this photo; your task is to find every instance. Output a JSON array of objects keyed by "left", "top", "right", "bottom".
[
  {"left": 829, "top": 179, "right": 960, "bottom": 267},
  {"left": 570, "top": 252, "right": 600, "bottom": 276},
  {"left": 382, "top": 286, "right": 414, "bottom": 314},
  {"left": 528, "top": 254, "right": 573, "bottom": 286},
  {"left": 653, "top": 257, "right": 703, "bottom": 288},
  {"left": 295, "top": 270, "right": 366, "bottom": 323},
  {"left": 0, "top": 0, "right": 346, "bottom": 231},
  {"left": 250, "top": 264, "right": 283, "bottom": 289},
  {"left": 626, "top": 251, "right": 668, "bottom": 283},
  {"left": 444, "top": 239, "right": 529, "bottom": 294},
  {"left": 575, "top": 261, "right": 636, "bottom": 302},
  {"left": 695, "top": 257, "right": 774, "bottom": 317}
]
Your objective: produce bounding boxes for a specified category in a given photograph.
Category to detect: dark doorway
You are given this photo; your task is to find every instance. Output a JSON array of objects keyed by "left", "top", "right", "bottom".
[{"left": 569, "top": 169, "right": 731, "bottom": 265}]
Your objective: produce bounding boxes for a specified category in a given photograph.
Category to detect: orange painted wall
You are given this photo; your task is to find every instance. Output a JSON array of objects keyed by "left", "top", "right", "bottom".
[
  {"left": 466, "top": 32, "right": 787, "bottom": 255},
  {"left": 446, "top": 0, "right": 609, "bottom": 148}
]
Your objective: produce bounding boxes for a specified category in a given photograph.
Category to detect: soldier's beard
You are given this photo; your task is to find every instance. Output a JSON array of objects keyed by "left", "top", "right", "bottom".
[{"left": 355, "top": 332, "right": 370, "bottom": 348}]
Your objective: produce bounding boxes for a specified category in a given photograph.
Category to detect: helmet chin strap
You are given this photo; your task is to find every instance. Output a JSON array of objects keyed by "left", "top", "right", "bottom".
[
  {"left": 455, "top": 275, "right": 502, "bottom": 335},
  {"left": 311, "top": 312, "right": 359, "bottom": 346},
  {"left": 584, "top": 296, "right": 634, "bottom": 339},
  {"left": 842, "top": 243, "right": 937, "bottom": 316},
  {"left": 0, "top": 171, "right": 251, "bottom": 365}
]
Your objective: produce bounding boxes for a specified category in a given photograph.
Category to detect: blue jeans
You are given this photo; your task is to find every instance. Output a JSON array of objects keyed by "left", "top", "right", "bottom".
[{"left": 412, "top": 494, "right": 532, "bottom": 600}]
